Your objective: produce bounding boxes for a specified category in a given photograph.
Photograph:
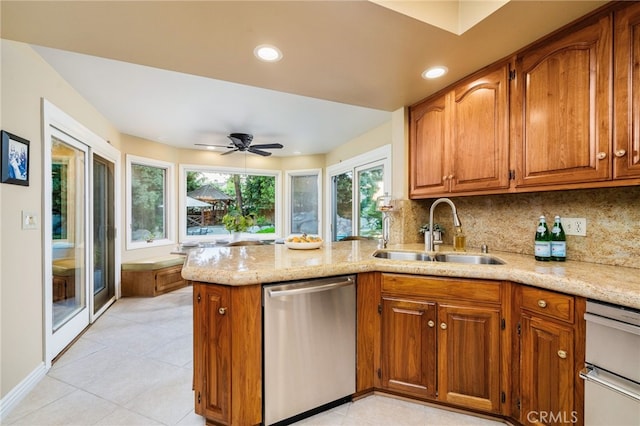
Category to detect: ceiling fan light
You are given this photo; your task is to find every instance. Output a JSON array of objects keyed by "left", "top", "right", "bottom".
[
  {"left": 422, "top": 66, "right": 448, "bottom": 79},
  {"left": 254, "top": 44, "right": 283, "bottom": 62}
]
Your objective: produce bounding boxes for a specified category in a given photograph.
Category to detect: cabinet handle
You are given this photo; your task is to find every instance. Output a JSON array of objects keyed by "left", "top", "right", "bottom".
[
  {"left": 558, "top": 350, "right": 567, "bottom": 359},
  {"left": 537, "top": 299, "right": 547, "bottom": 308},
  {"left": 218, "top": 307, "right": 227, "bottom": 315},
  {"left": 428, "top": 320, "right": 435, "bottom": 328},
  {"left": 596, "top": 152, "right": 607, "bottom": 160},
  {"left": 615, "top": 149, "right": 627, "bottom": 158},
  {"left": 442, "top": 175, "right": 448, "bottom": 182},
  {"left": 440, "top": 322, "right": 447, "bottom": 330},
  {"left": 448, "top": 174, "right": 454, "bottom": 180}
]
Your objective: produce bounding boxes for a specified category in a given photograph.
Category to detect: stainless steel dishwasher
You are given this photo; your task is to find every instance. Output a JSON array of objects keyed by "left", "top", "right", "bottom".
[{"left": 263, "top": 275, "right": 356, "bottom": 425}]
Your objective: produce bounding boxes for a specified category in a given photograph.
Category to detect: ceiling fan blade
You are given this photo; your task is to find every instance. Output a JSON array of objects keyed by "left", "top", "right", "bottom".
[
  {"left": 194, "top": 143, "right": 233, "bottom": 148},
  {"left": 248, "top": 147, "right": 272, "bottom": 156},
  {"left": 221, "top": 148, "right": 239, "bottom": 156},
  {"left": 251, "top": 143, "right": 283, "bottom": 149}
]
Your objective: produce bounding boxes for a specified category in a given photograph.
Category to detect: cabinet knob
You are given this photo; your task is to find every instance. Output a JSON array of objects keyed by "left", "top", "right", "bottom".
[
  {"left": 596, "top": 152, "right": 607, "bottom": 160},
  {"left": 440, "top": 322, "right": 447, "bottom": 330},
  {"left": 428, "top": 320, "right": 435, "bottom": 328},
  {"left": 557, "top": 350, "right": 567, "bottom": 359},
  {"left": 442, "top": 175, "right": 448, "bottom": 181},
  {"left": 537, "top": 299, "right": 547, "bottom": 308},
  {"left": 218, "top": 307, "right": 227, "bottom": 315},
  {"left": 448, "top": 174, "right": 454, "bottom": 180},
  {"left": 615, "top": 149, "right": 627, "bottom": 158}
]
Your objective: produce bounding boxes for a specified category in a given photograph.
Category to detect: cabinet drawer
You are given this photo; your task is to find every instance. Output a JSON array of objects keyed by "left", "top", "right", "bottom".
[
  {"left": 381, "top": 274, "right": 501, "bottom": 304},
  {"left": 156, "top": 266, "right": 185, "bottom": 292},
  {"left": 521, "top": 286, "right": 574, "bottom": 323}
]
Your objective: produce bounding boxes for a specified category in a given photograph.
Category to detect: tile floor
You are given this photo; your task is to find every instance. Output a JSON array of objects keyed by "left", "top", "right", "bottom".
[{"left": 4, "top": 286, "right": 506, "bottom": 426}]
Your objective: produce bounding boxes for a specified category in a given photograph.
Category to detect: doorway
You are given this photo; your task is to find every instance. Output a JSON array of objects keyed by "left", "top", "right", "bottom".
[{"left": 44, "top": 100, "right": 120, "bottom": 365}]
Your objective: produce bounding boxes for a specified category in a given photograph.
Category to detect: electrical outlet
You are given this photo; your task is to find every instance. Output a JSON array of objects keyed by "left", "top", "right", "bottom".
[
  {"left": 561, "top": 217, "right": 587, "bottom": 236},
  {"left": 22, "top": 211, "right": 38, "bottom": 230}
]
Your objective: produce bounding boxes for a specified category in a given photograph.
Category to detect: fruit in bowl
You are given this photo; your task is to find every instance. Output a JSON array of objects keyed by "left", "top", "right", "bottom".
[{"left": 285, "top": 233, "right": 323, "bottom": 249}]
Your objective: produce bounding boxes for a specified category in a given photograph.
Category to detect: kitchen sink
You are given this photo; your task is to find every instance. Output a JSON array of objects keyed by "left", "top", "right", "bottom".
[{"left": 372, "top": 250, "right": 505, "bottom": 265}]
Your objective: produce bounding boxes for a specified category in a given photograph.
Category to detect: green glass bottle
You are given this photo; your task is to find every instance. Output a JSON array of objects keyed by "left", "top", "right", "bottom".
[
  {"left": 551, "top": 215, "right": 567, "bottom": 261},
  {"left": 534, "top": 215, "right": 551, "bottom": 261}
]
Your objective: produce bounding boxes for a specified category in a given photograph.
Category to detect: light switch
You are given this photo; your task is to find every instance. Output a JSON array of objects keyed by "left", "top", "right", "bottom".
[{"left": 22, "top": 211, "right": 38, "bottom": 230}]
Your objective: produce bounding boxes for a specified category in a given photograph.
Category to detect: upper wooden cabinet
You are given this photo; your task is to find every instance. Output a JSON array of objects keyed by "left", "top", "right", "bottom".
[
  {"left": 410, "top": 62, "right": 510, "bottom": 198},
  {"left": 613, "top": 2, "right": 640, "bottom": 179},
  {"left": 512, "top": 14, "right": 612, "bottom": 188}
]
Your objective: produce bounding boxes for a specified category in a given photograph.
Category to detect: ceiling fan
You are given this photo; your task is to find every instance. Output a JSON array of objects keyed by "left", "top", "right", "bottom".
[{"left": 195, "top": 133, "right": 284, "bottom": 156}]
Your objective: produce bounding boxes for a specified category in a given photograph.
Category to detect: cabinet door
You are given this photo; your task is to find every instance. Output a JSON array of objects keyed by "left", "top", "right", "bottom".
[
  {"left": 193, "top": 284, "right": 231, "bottom": 424},
  {"left": 450, "top": 63, "right": 510, "bottom": 193},
  {"left": 520, "top": 314, "right": 575, "bottom": 426},
  {"left": 437, "top": 303, "right": 502, "bottom": 412},
  {"left": 409, "top": 93, "right": 450, "bottom": 198},
  {"left": 514, "top": 15, "right": 612, "bottom": 187},
  {"left": 381, "top": 297, "right": 437, "bottom": 398},
  {"left": 614, "top": 2, "right": 640, "bottom": 179}
]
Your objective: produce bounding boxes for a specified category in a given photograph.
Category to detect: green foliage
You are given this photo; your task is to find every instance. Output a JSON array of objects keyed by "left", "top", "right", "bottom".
[
  {"left": 131, "top": 164, "right": 165, "bottom": 238},
  {"left": 256, "top": 227, "right": 275, "bottom": 234},
  {"left": 186, "top": 171, "right": 207, "bottom": 192},
  {"left": 222, "top": 210, "right": 255, "bottom": 232}
]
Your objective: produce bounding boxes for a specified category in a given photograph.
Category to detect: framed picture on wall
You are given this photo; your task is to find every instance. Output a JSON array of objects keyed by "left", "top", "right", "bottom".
[{"left": 1, "top": 130, "right": 30, "bottom": 186}]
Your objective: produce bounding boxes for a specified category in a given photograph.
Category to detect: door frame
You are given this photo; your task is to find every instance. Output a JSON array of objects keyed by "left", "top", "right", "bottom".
[{"left": 42, "top": 99, "right": 121, "bottom": 367}]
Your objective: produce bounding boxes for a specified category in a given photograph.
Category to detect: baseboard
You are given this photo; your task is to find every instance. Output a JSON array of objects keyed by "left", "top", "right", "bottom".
[{"left": 0, "top": 362, "right": 47, "bottom": 421}]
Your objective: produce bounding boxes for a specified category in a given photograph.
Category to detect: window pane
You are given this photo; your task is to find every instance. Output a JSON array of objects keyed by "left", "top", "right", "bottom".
[
  {"left": 358, "top": 165, "right": 384, "bottom": 238},
  {"left": 131, "top": 164, "right": 166, "bottom": 241},
  {"left": 185, "top": 171, "right": 276, "bottom": 237},
  {"left": 332, "top": 171, "right": 353, "bottom": 241},
  {"left": 291, "top": 174, "right": 318, "bottom": 234}
]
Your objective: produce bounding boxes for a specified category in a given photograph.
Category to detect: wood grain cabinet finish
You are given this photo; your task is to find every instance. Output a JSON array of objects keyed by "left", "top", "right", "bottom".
[
  {"left": 518, "top": 286, "right": 585, "bottom": 426},
  {"left": 512, "top": 14, "right": 612, "bottom": 188},
  {"left": 613, "top": 2, "right": 640, "bottom": 179},
  {"left": 437, "top": 303, "right": 501, "bottom": 413},
  {"left": 379, "top": 274, "right": 505, "bottom": 414},
  {"left": 409, "top": 62, "right": 510, "bottom": 198},
  {"left": 192, "top": 283, "right": 262, "bottom": 426},
  {"left": 380, "top": 297, "right": 437, "bottom": 399},
  {"left": 121, "top": 264, "right": 186, "bottom": 297}
]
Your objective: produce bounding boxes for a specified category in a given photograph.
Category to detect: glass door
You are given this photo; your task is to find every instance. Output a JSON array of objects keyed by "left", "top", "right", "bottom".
[
  {"left": 92, "top": 155, "right": 115, "bottom": 315},
  {"left": 50, "top": 132, "right": 90, "bottom": 357},
  {"left": 356, "top": 164, "right": 384, "bottom": 239},
  {"left": 331, "top": 171, "right": 353, "bottom": 241}
]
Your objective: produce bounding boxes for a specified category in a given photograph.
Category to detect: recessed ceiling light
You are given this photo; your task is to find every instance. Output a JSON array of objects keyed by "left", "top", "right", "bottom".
[
  {"left": 293, "top": 151, "right": 302, "bottom": 155},
  {"left": 206, "top": 146, "right": 216, "bottom": 150},
  {"left": 254, "top": 44, "right": 283, "bottom": 62},
  {"left": 422, "top": 66, "right": 448, "bottom": 79}
]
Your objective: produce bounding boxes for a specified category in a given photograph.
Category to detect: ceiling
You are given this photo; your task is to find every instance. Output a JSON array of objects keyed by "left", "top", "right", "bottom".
[{"left": 1, "top": 1, "right": 607, "bottom": 157}]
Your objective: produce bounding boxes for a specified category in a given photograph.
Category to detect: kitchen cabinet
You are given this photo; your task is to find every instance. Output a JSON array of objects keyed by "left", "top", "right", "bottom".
[
  {"left": 613, "top": 2, "right": 640, "bottom": 179},
  {"left": 379, "top": 274, "right": 505, "bottom": 413},
  {"left": 512, "top": 14, "right": 612, "bottom": 188},
  {"left": 192, "top": 282, "right": 261, "bottom": 426},
  {"left": 518, "top": 286, "right": 586, "bottom": 426},
  {"left": 409, "top": 62, "right": 510, "bottom": 198}
]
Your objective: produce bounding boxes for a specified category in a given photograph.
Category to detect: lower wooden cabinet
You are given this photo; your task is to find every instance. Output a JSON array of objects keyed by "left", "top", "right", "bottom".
[
  {"left": 437, "top": 303, "right": 501, "bottom": 412},
  {"left": 192, "top": 282, "right": 262, "bottom": 426},
  {"left": 378, "top": 274, "right": 506, "bottom": 414},
  {"left": 381, "top": 297, "right": 437, "bottom": 399},
  {"left": 517, "top": 286, "right": 586, "bottom": 426}
]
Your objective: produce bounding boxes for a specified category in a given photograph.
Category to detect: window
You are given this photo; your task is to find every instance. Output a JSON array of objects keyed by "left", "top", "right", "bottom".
[
  {"left": 285, "top": 169, "right": 322, "bottom": 235},
  {"left": 179, "top": 165, "right": 281, "bottom": 241},
  {"left": 327, "top": 145, "right": 391, "bottom": 241},
  {"left": 126, "top": 155, "right": 174, "bottom": 249}
]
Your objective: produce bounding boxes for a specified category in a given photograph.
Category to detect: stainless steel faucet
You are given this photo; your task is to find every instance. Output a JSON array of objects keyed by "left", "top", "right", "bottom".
[
  {"left": 428, "top": 198, "right": 461, "bottom": 252},
  {"left": 380, "top": 211, "right": 391, "bottom": 249}
]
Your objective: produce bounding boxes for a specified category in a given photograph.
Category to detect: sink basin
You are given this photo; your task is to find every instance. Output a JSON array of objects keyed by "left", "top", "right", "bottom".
[
  {"left": 433, "top": 253, "right": 505, "bottom": 265},
  {"left": 372, "top": 250, "right": 504, "bottom": 265}
]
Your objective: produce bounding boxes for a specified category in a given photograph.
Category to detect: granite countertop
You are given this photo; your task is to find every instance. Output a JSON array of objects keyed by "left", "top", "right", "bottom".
[{"left": 182, "top": 240, "right": 640, "bottom": 309}]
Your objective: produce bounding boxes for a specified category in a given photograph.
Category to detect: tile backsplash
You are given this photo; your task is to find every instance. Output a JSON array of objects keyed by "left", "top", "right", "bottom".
[{"left": 393, "top": 186, "right": 640, "bottom": 269}]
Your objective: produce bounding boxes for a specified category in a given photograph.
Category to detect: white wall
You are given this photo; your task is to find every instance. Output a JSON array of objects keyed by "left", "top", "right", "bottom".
[{"left": 0, "top": 40, "right": 120, "bottom": 399}]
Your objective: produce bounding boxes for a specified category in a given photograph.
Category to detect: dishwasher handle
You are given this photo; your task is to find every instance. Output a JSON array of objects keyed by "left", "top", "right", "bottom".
[
  {"left": 580, "top": 366, "right": 640, "bottom": 402},
  {"left": 268, "top": 278, "right": 353, "bottom": 298}
]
